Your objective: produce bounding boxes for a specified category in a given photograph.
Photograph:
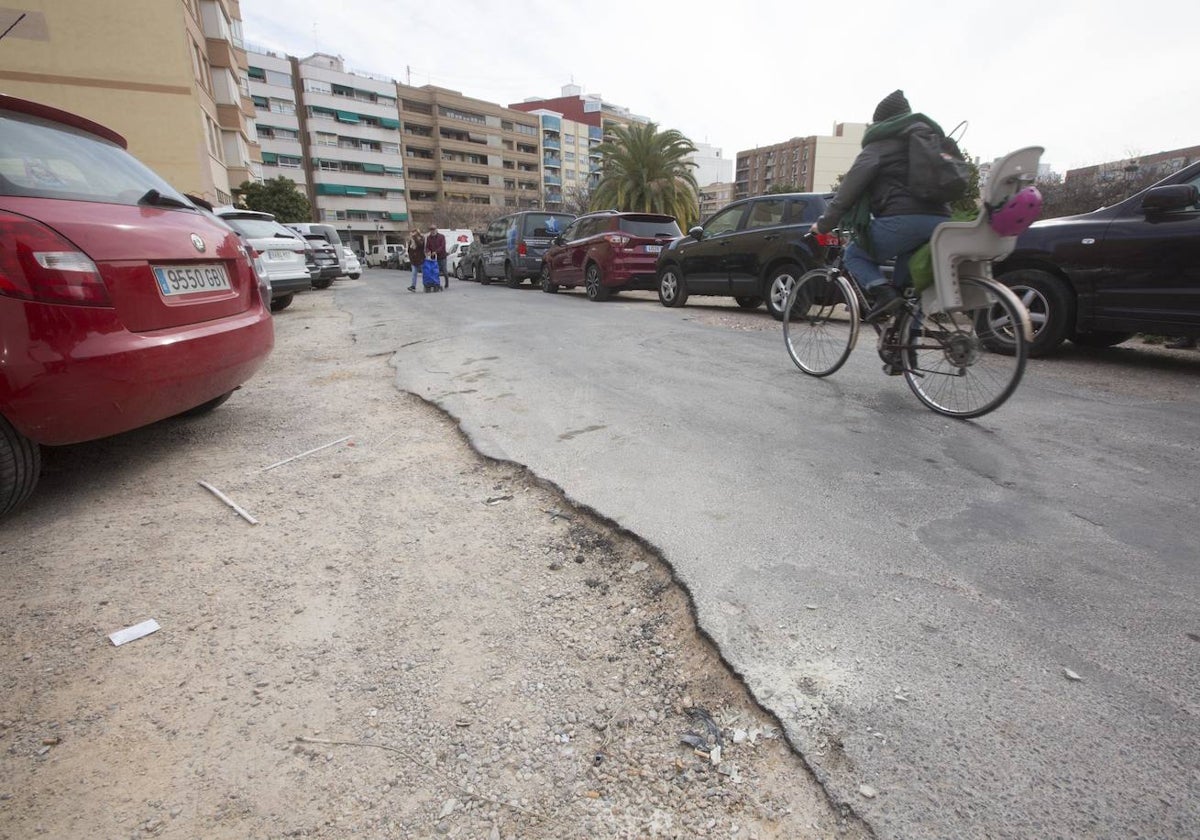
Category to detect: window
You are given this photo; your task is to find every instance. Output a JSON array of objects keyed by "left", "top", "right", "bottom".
[
  {"left": 305, "top": 79, "right": 332, "bottom": 95},
  {"left": 277, "top": 155, "right": 302, "bottom": 169},
  {"left": 264, "top": 69, "right": 291, "bottom": 88},
  {"left": 745, "top": 199, "right": 785, "bottom": 230},
  {"left": 248, "top": 66, "right": 266, "bottom": 81},
  {"left": 703, "top": 204, "right": 746, "bottom": 236},
  {"left": 270, "top": 99, "right": 295, "bottom": 115}
]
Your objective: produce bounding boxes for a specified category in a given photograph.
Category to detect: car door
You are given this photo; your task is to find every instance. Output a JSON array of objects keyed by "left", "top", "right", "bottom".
[
  {"left": 1089, "top": 170, "right": 1200, "bottom": 331},
  {"left": 482, "top": 217, "right": 507, "bottom": 279},
  {"left": 549, "top": 218, "right": 586, "bottom": 285},
  {"left": 678, "top": 203, "right": 747, "bottom": 293},
  {"left": 727, "top": 198, "right": 787, "bottom": 295}
]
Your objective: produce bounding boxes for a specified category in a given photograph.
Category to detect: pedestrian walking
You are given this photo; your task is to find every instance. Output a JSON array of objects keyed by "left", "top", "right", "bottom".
[
  {"left": 425, "top": 225, "right": 448, "bottom": 289},
  {"left": 406, "top": 230, "right": 424, "bottom": 292}
]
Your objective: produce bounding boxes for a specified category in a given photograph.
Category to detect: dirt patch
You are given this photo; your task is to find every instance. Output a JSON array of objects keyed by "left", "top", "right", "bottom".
[{"left": 0, "top": 286, "right": 866, "bottom": 839}]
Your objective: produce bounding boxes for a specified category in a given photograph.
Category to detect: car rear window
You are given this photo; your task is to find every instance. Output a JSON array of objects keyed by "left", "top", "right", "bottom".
[
  {"left": 0, "top": 108, "right": 193, "bottom": 207},
  {"left": 222, "top": 217, "right": 299, "bottom": 239},
  {"left": 618, "top": 216, "right": 682, "bottom": 238},
  {"left": 522, "top": 213, "right": 573, "bottom": 238},
  {"left": 786, "top": 197, "right": 830, "bottom": 225}
]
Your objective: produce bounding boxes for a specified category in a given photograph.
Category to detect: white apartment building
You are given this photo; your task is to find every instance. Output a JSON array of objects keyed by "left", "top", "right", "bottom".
[
  {"left": 812, "top": 123, "right": 866, "bottom": 192},
  {"left": 294, "top": 53, "right": 408, "bottom": 249},
  {"left": 528, "top": 109, "right": 600, "bottom": 211},
  {"left": 689, "top": 142, "right": 733, "bottom": 189},
  {"left": 248, "top": 50, "right": 304, "bottom": 190}
]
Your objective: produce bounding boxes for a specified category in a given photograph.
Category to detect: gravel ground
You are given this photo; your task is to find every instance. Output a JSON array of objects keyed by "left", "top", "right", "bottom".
[{"left": 0, "top": 285, "right": 869, "bottom": 839}]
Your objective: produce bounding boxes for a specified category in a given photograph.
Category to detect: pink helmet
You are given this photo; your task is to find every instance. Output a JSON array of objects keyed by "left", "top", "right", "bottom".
[{"left": 989, "top": 186, "right": 1043, "bottom": 237}]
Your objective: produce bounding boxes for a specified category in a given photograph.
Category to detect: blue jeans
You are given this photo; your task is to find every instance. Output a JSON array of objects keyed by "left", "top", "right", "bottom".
[
  {"left": 410, "top": 264, "right": 420, "bottom": 288},
  {"left": 843, "top": 214, "right": 947, "bottom": 292}
]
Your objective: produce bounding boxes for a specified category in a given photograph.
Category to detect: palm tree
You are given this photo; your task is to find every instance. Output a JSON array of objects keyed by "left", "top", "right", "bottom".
[{"left": 590, "top": 122, "right": 699, "bottom": 228}]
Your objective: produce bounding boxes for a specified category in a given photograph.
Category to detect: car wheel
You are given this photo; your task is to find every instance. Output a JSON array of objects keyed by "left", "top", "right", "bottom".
[
  {"left": 312, "top": 276, "right": 334, "bottom": 290},
  {"left": 0, "top": 414, "right": 40, "bottom": 518},
  {"left": 585, "top": 263, "right": 610, "bottom": 301},
  {"left": 349, "top": 273, "right": 360, "bottom": 280},
  {"left": 455, "top": 263, "right": 466, "bottom": 281},
  {"left": 475, "top": 262, "right": 489, "bottom": 285},
  {"left": 175, "top": 390, "right": 234, "bottom": 418},
  {"left": 765, "top": 263, "right": 804, "bottom": 320},
  {"left": 504, "top": 262, "right": 520, "bottom": 288},
  {"left": 269, "top": 293, "right": 294, "bottom": 312},
  {"left": 541, "top": 263, "right": 559, "bottom": 293},
  {"left": 996, "top": 268, "right": 1074, "bottom": 357},
  {"left": 1070, "top": 330, "right": 1134, "bottom": 349},
  {"left": 735, "top": 296, "right": 763, "bottom": 310},
  {"left": 657, "top": 265, "right": 688, "bottom": 307}
]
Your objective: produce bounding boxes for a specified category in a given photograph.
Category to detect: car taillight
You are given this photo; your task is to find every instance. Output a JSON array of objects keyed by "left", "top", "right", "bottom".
[
  {"left": 517, "top": 241, "right": 527, "bottom": 257},
  {"left": 605, "top": 233, "right": 632, "bottom": 248},
  {"left": 0, "top": 212, "right": 111, "bottom": 305},
  {"left": 815, "top": 232, "right": 840, "bottom": 248}
]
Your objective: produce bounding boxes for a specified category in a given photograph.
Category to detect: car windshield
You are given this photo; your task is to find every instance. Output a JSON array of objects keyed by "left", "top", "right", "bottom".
[
  {"left": 0, "top": 108, "right": 194, "bottom": 207},
  {"left": 223, "top": 217, "right": 299, "bottom": 239},
  {"left": 618, "top": 217, "right": 682, "bottom": 238}
]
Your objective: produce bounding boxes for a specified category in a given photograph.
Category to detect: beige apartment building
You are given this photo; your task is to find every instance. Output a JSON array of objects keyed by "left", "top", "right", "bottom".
[
  {"left": 735, "top": 123, "right": 866, "bottom": 200},
  {"left": 698, "top": 182, "right": 735, "bottom": 221},
  {"left": 0, "top": 0, "right": 259, "bottom": 206}
]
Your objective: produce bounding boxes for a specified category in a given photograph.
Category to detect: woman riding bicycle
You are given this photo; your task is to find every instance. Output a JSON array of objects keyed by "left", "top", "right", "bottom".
[{"left": 810, "top": 90, "right": 953, "bottom": 321}]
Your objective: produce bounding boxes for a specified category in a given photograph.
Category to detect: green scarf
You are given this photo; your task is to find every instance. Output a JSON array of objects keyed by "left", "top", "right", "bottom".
[{"left": 846, "top": 112, "right": 946, "bottom": 257}]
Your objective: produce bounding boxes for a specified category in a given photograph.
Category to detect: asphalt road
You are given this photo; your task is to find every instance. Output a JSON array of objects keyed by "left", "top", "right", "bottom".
[{"left": 342, "top": 270, "right": 1200, "bottom": 840}]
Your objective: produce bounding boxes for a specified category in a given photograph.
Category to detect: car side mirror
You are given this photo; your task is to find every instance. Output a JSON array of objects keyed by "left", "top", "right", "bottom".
[
  {"left": 688, "top": 225, "right": 704, "bottom": 241},
  {"left": 553, "top": 235, "right": 565, "bottom": 246},
  {"left": 1141, "top": 184, "right": 1199, "bottom": 214}
]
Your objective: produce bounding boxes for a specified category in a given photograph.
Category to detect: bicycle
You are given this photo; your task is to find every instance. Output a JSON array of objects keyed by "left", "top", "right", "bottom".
[{"left": 782, "top": 146, "right": 1043, "bottom": 420}]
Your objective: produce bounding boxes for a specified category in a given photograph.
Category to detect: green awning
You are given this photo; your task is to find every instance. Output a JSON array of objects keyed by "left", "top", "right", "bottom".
[
  {"left": 379, "top": 117, "right": 400, "bottom": 129},
  {"left": 383, "top": 166, "right": 404, "bottom": 175},
  {"left": 336, "top": 110, "right": 360, "bottom": 124},
  {"left": 316, "top": 183, "right": 348, "bottom": 196},
  {"left": 260, "top": 151, "right": 278, "bottom": 164},
  {"left": 344, "top": 186, "right": 368, "bottom": 196},
  {"left": 388, "top": 212, "right": 408, "bottom": 221},
  {"left": 361, "top": 162, "right": 385, "bottom": 173}
]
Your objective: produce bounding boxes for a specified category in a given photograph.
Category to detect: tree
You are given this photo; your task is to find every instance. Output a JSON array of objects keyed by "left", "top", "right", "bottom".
[
  {"left": 427, "top": 199, "right": 493, "bottom": 232},
  {"left": 766, "top": 183, "right": 804, "bottom": 195},
  {"left": 236, "top": 177, "right": 311, "bottom": 222},
  {"left": 1035, "top": 168, "right": 1162, "bottom": 219},
  {"left": 589, "top": 122, "right": 699, "bottom": 228},
  {"left": 558, "top": 184, "right": 593, "bottom": 217}
]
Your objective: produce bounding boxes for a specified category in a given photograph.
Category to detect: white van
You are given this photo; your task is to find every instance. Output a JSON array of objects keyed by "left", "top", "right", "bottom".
[{"left": 367, "top": 243, "right": 407, "bottom": 268}]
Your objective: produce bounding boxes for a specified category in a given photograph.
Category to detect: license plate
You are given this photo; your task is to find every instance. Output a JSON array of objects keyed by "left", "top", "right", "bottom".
[
  {"left": 645, "top": 244, "right": 662, "bottom": 253},
  {"left": 153, "top": 264, "right": 232, "bottom": 296},
  {"left": 266, "top": 249, "right": 292, "bottom": 260}
]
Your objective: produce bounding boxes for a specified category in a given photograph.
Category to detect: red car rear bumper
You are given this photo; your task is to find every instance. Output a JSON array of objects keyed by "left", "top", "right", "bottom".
[{"left": 0, "top": 298, "right": 274, "bottom": 445}]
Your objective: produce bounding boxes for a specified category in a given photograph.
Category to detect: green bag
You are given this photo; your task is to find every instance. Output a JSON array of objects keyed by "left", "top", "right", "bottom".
[{"left": 908, "top": 207, "right": 980, "bottom": 294}]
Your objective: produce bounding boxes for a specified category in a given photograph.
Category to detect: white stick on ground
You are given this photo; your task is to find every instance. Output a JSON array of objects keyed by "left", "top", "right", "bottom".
[
  {"left": 261, "top": 436, "right": 352, "bottom": 472},
  {"left": 198, "top": 480, "right": 258, "bottom": 525}
]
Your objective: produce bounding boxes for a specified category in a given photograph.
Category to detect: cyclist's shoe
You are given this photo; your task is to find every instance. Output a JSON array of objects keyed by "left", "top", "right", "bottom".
[
  {"left": 863, "top": 284, "right": 902, "bottom": 322},
  {"left": 882, "top": 361, "right": 904, "bottom": 376}
]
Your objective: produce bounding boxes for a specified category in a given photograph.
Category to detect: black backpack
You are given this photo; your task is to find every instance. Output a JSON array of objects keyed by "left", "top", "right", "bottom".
[{"left": 907, "top": 125, "right": 972, "bottom": 204}]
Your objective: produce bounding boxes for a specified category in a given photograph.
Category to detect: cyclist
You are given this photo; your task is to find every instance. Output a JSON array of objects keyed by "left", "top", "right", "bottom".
[{"left": 810, "top": 90, "right": 953, "bottom": 321}]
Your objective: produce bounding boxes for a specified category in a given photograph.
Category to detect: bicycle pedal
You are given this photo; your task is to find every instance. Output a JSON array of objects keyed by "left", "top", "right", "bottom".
[{"left": 882, "top": 363, "right": 903, "bottom": 376}]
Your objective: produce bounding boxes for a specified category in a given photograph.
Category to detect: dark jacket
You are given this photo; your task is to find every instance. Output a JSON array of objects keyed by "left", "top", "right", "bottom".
[
  {"left": 407, "top": 237, "right": 425, "bottom": 265},
  {"left": 816, "top": 122, "right": 950, "bottom": 233},
  {"left": 425, "top": 231, "right": 447, "bottom": 260}
]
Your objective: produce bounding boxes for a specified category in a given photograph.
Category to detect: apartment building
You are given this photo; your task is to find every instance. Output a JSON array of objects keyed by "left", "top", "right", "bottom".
[
  {"left": 735, "top": 123, "right": 866, "bottom": 199},
  {"left": 523, "top": 110, "right": 601, "bottom": 211},
  {"left": 1065, "top": 144, "right": 1200, "bottom": 185},
  {"left": 690, "top": 142, "right": 733, "bottom": 189},
  {"left": 0, "top": 0, "right": 259, "bottom": 205},
  {"left": 292, "top": 54, "right": 408, "bottom": 251},
  {"left": 247, "top": 50, "right": 306, "bottom": 193},
  {"left": 397, "top": 85, "right": 543, "bottom": 223},
  {"left": 698, "top": 182, "right": 735, "bottom": 220}
]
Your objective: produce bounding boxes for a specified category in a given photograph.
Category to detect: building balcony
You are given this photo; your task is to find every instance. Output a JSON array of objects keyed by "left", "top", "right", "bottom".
[
  {"left": 206, "top": 37, "right": 238, "bottom": 70},
  {"left": 543, "top": 174, "right": 561, "bottom": 186},
  {"left": 303, "top": 90, "right": 400, "bottom": 121},
  {"left": 542, "top": 138, "right": 560, "bottom": 150},
  {"left": 312, "top": 170, "right": 403, "bottom": 189},
  {"left": 216, "top": 103, "right": 244, "bottom": 131},
  {"left": 543, "top": 156, "right": 561, "bottom": 168}
]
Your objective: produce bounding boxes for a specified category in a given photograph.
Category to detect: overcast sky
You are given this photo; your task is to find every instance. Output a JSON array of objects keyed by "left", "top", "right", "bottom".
[{"left": 242, "top": 0, "right": 1199, "bottom": 177}]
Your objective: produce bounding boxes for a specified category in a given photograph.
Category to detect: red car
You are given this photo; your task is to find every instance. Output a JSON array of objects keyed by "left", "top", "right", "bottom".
[
  {"left": 541, "top": 211, "right": 682, "bottom": 301},
  {"left": 0, "top": 95, "right": 274, "bottom": 515}
]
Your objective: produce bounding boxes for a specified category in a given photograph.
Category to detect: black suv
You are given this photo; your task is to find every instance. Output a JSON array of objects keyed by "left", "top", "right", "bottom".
[
  {"left": 654, "top": 192, "right": 834, "bottom": 319},
  {"left": 995, "top": 161, "right": 1200, "bottom": 355}
]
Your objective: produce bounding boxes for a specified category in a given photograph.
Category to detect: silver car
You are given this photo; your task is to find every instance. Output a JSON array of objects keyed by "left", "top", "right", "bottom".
[
  {"left": 215, "top": 208, "right": 311, "bottom": 312},
  {"left": 342, "top": 246, "right": 362, "bottom": 279}
]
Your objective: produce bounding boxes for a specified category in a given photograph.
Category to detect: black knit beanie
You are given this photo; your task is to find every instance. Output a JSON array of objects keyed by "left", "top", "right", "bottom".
[{"left": 873, "top": 89, "right": 911, "bottom": 122}]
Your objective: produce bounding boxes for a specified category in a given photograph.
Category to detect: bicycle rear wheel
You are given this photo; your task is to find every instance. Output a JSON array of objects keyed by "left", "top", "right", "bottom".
[
  {"left": 783, "top": 268, "right": 860, "bottom": 377},
  {"left": 897, "top": 276, "right": 1028, "bottom": 418}
]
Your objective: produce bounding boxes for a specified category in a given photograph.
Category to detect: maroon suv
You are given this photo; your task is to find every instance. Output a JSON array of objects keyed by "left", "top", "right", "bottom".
[{"left": 541, "top": 211, "right": 682, "bottom": 301}]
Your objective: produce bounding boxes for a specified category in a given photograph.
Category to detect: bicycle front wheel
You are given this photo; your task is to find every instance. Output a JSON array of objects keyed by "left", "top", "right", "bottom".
[
  {"left": 783, "top": 268, "right": 860, "bottom": 377},
  {"left": 897, "top": 276, "right": 1028, "bottom": 418}
]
